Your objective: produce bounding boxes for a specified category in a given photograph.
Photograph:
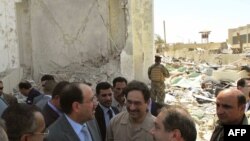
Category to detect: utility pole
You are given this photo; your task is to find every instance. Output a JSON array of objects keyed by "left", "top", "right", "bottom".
[{"left": 163, "top": 20, "right": 166, "bottom": 44}]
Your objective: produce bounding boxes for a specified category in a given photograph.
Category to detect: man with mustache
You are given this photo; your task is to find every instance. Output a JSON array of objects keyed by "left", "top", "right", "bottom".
[
  {"left": 210, "top": 88, "right": 248, "bottom": 141},
  {"left": 106, "top": 80, "right": 155, "bottom": 141},
  {"left": 95, "top": 82, "right": 119, "bottom": 141},
  {"left": 112, "top": 77, "right": 128, "bottom": 112}
]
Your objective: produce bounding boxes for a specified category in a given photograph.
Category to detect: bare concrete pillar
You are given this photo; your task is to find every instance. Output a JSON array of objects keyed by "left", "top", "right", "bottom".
[{"left": 120, "top": 0, "right": 154, "bottom": 82}]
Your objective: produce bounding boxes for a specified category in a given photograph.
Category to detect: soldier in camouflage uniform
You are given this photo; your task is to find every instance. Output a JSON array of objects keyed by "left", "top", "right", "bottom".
[{"left": 148, "top": 55, "right": 169, "bottom": 104}]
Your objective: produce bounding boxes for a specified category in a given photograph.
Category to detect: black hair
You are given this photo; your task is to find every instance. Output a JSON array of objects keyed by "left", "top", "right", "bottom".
[
  {"left": 162, "top": 106, "right": 197, "bottom": 141},
  {"left": 112, "top": 77, "right": 127, "bottom": 87},
  {"left": 1, "top": 103, "right": 41, "bottom": 141},
  {"left": 40, "top": 74, "right": 55, "bottom": 82},
  {"left": 60, "top": 83, "right": 83, "bottom": 114},
  {"left": 96, "top": 82, "right": 112, "bottom": 95},
  {"left": 123, "top": 80, "right": 150, "bottom": 102},
  {"left": 18, "top": 81, "right": 32, "bottom": 89},
  {"left": 51, "top": 81, "right": 70, "bottom": 99}
]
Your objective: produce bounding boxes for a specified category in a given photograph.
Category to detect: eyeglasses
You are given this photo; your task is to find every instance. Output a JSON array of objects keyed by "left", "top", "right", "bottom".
[
  {"left": 83, "top": 96, "right": 98, "bottom": 104},
  {"left": 26, "top": 129, "right": 49, "bottom": 138}
]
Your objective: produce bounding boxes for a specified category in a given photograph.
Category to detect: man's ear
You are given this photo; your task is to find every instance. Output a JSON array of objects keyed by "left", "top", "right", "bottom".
[
  {"left": 20, "top": 134, "right": 29, "bottom": 141},
  {"left": 240, "top": 104, "right": 246, "bottom": 112},
  {"left": 172, "top": 129, "right": 182, "bottom": 140},
  {"left": 72, "top": 101, "right": 81, "bottom": 112}
]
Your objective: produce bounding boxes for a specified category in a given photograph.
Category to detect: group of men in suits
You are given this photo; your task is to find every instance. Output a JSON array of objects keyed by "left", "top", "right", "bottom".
[{"left": 1, "top": 75, "right": 167, "bottom": 141}]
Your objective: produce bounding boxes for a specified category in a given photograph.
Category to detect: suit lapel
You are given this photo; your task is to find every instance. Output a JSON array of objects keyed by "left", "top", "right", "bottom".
[
  {"left": 95, "top": 105, "right": 106, "bottom": 141},
  {"left": 60, "top": 115, "right": 80, "bottom": 141},
  {"left": 43, "top": 103, "right": 60, "bottom": 128},
  {"left": 111, "top": 106, "right": 119, "bottom": 114},
  {"left": 87, "top": 119, "right": 102, "bottom": 141}
]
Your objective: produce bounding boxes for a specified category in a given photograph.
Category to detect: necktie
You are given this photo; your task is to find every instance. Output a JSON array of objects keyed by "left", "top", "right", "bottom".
[
  {"left": 81, "top": 124, "right": 92, "bottom": 141},
  {"left": 107, "top": 109, "right": 113, "bottom": 120}
]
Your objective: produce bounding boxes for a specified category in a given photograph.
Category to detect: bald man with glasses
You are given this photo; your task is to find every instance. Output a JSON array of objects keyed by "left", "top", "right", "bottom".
[{"left": 1, "top": 103, "right": 48, "bottom": 141}]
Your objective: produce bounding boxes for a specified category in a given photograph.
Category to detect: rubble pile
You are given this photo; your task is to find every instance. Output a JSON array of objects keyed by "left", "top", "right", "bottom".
[
  {"left": 164, "top": 88, "right": 216, "bottom": 140},
  {"left": 162, "top": 56, "right": 250, "bottom": 140}
]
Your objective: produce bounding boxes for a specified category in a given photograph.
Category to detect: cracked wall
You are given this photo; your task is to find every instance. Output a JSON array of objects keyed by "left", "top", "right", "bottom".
[
  {"left": 29, "top": 0, "right": 113, "bottom": 82},
  {"left": 110, "top": 0, "right": 154, "bottom": 82},
  {"left": 1, "top": 0, "right": 154, "bottom": 88},
  {"left": 0, "top": 0, "right": 19, "bottom": 73},
  {"left": 0, "top": 0, "right": 21, "bottom": 93}
]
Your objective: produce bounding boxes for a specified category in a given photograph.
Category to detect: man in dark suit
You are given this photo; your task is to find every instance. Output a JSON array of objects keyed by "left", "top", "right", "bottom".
[
  {"left": 46, "top": 82, "right": 101, "bottom": 141},
  {"left": 18, "top": 81, "right": 42, "bottom": 105},
  {"left": 237, "top": 78, "right": 250, "bottom": 111},
  {"left": 95, "top": 82, "right": 119, "bottom": 141},
  {"left": 42, "top": 81, "right": 69, "bottom": 128}
]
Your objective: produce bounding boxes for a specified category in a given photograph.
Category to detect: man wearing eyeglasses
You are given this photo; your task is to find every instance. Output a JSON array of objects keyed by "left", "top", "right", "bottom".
[
  {"left": 237, "top": 78, "right": 250, "bottom": 111},
  {"left": 1, "top": 103, "right": 47, "bottom": 141},
  {"left": 106, "top": 80, "right": 155, "bottom": 141},
  {"left": 46, "top": 82, "right": 101, "bottom": 141}
]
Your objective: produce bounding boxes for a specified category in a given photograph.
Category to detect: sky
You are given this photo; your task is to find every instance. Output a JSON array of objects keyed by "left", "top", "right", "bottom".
[{"left": 154, "top": 0, "right": 250, "bottom": 43}]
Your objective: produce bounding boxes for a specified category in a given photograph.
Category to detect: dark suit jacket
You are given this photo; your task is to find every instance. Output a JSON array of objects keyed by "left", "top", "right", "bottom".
[
  {"left": 95, "top": 104, "right": 119, "bottom": 141},
  {"left": 0, "top": 97, "right": 7, "bottom": 116},
  {"left": 46, "top": 115, "right": 101, "bottom": 141},
  {"left": 1, "top": 93, "right": 17, "bottom": 105},
  {"left": 42, "top": 103, "right": 60, "bottom": 128},
  {"left": 150, "top": 100, "right": 158, "bottom": 116},
  {"left": 26, "top": 88, "right": 41, "bottom": 105}
]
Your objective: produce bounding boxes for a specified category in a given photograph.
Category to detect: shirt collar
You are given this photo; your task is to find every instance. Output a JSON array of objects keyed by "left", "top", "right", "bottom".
[
  {"left": 48, "top": 101, "right": 63, "bottom": 116},
  {"left": 99, "top": 103, "right": 111, "bottom": 113},
  {"left": 65, "top": 114, "right": 83, "bottom": 134}
]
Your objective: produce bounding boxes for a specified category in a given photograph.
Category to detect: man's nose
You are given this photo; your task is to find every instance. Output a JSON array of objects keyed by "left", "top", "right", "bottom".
[{"left": 129, "top": 103, "right": 136, "bottom": 110}]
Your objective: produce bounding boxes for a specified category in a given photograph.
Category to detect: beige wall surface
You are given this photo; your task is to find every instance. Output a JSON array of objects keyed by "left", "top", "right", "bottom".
[
  {"left": 1, "top": 0, "right": 154, "bottom": 87},
  {"left": 0, "top": 0, "right": 19, "bottom": 73}
]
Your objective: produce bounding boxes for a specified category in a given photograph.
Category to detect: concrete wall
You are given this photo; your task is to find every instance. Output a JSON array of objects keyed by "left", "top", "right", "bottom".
[
  {"left": 130, "top": 0, "right": 154, "bottom": 83},
  {"left": 228, "top": 24, "right": 250, "bottom": 51},
  {"left": 16, "top": 0, "right": 33, "bottom": 79},
  {"left": 169, "top": 42, "right": 223, "bottom": 51},
  {"left": 13, "top": 0, "right": 154, "bottom": 84},
  {"left": 0, "top": 0, "right": 19, "bottom": 73},
  {"left": 29, "top": 0, "right": 111, "bottom": 80},
  {"left": 167, "top": 50, "right": 241, "bottom": 65},
  {"left": 0, "top": 0, "right": 22, "bottom": 93},
  {"left": 0, "top": 0, "right": 154, "bottom": 91}
]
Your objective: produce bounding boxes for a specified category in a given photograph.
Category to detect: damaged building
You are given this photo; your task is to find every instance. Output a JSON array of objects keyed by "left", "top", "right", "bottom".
[{"left": 0, "top": 0, "right": 154, "bottom": 93}]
